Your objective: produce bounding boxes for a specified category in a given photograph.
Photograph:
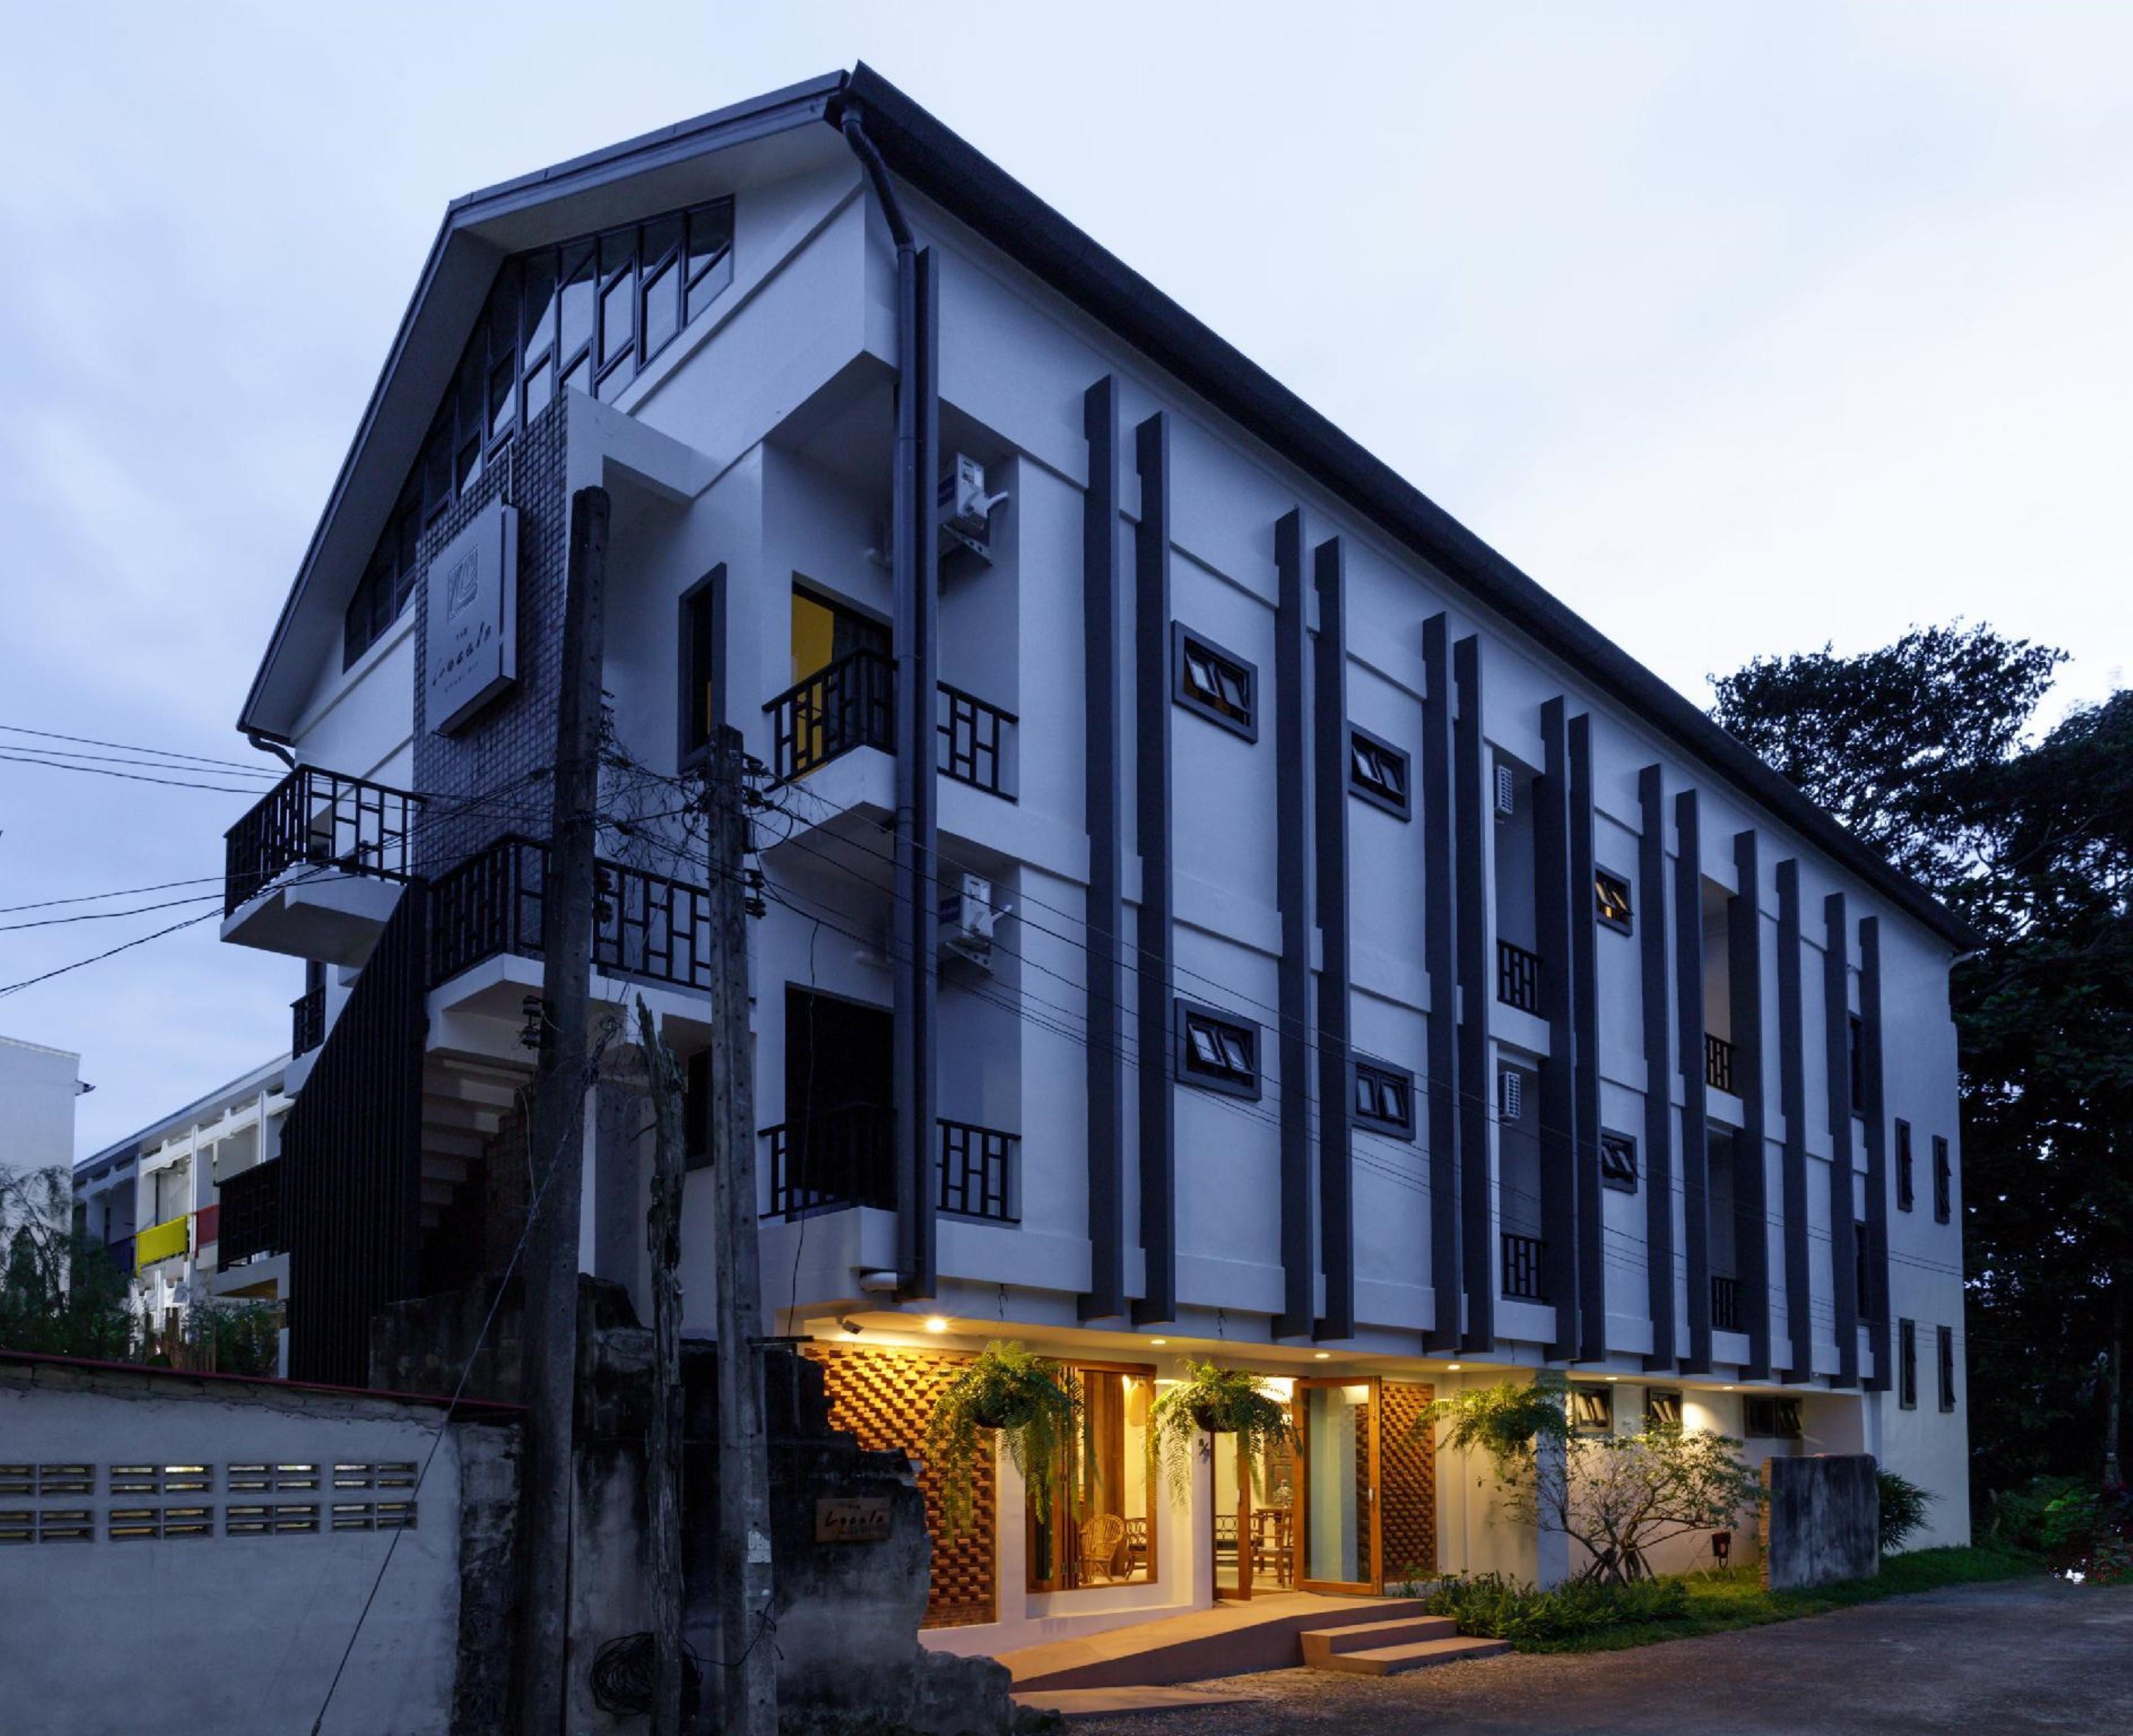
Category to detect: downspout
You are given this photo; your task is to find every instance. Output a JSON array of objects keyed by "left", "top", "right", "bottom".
[
  {"left": 840, "top": 100, "right": 937, "bottom": 1299},
  {"left": 246, "top": 730, "right": 298, "bottom": 771}
]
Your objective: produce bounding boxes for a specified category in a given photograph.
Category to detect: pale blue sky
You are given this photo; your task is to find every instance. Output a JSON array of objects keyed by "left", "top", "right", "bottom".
[{"left": 2, "top": 1, "right": 2127, "bottom": 1155}]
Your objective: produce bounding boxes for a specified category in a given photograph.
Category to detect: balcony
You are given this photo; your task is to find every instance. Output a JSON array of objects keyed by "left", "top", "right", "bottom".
[
  {"left": 218, "top": 1160, "right": 283, "bottom": 1266},
  {"left": 761, "top": 1109, "right": 1020, "bottom": 1224},
  {"left": 1501, "top": 1231, "right": 1547, "bottom": 1302},
  {"left": 1497, "top": 939, "right": 1541, "bottom": 1015},
  {"left": 222, "top": 767, "right": 421, "bottom": 965},
  {"left": 427, "top": 835, "right": 715, "bottom": 997},
  {"left": 1711, "top": 1273, "right": 1745, "bottom": 1333},
  {"left": 135, "top": 1214, "right": 189, "bottom": 1270},
  {"left": 1705, "top": 1033, "right": 1737, "bottom": 1094},
  {"left": 291, "top": 985, "right": 325, "bottom": 1058},
  {"left": 762, "top": 649, "right": 1017, "bottom": 799}
]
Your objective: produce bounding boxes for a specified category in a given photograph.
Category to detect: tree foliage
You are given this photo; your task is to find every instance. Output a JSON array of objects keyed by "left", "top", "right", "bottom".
[
  {"left": 1712, "top": 626, "right": 2132, "bottom": 1497},
  {"left": 1, "top": 1166, "right": 143, "bottom": 1360}
]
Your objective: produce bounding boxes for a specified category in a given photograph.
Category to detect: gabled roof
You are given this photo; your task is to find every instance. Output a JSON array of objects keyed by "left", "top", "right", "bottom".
[{"left": 240, "top": 63, "right": 1978, "bottom": 951}]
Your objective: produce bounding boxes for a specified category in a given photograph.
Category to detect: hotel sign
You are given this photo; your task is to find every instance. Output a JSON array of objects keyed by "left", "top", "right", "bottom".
[
  {"left": 427, "top": 500, "right": 519, "bottom": 734},
  {"left": 814, "top": 1497, "right": 892, "bottom": 1544}
]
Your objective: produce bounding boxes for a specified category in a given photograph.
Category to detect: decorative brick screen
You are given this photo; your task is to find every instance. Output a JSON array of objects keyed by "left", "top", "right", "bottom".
[
  {"left": 1379, "top": 1380, "right": 1438, "bottom": 1582},
  {"left": 803, "top": 1344, "right": 996, "bottom": 1629}
]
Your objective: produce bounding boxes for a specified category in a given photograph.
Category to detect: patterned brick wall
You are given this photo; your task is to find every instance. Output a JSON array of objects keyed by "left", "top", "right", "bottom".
[
  {"left": 1379, "top": 1380, "right": 1438, "bottom": 1582},
  {"left": 410, "top": 395, "right": 570, "bottom": 876},
  {"left": 803, "top": 1343, "right": 996, "bottom": 1629}
]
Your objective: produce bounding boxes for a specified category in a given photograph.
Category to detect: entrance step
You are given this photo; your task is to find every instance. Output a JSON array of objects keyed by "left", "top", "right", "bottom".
[{"left": 1301, "top": 1617, "right": 1509, "bottom": 1676}]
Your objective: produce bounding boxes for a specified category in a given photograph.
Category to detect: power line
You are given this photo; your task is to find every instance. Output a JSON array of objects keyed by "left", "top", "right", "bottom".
[{"left": 0, "top": 722, "right": 287, "bottom": 774}]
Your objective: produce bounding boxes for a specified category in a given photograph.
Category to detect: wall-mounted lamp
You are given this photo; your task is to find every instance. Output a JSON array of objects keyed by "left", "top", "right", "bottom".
[
  {"left": 837, "top": 1317, "right": 864, "bottom": 1336},
  {"left": 519, "top": 994, "right": 546, "bottom": 1052},
  {"left": 924, "top": 1316, "right": 949, "bottom": 1334}
]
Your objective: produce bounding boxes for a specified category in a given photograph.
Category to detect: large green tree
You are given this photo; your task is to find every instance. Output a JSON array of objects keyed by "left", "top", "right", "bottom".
[{"left": 1712, "top": 628, "right": 2131, "bottom": 1500}]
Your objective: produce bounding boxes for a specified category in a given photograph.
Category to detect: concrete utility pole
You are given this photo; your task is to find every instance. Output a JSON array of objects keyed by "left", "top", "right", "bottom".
[
  {"left": 634, "top": 997, "right": 687, "bottom": 1736},
  {"left": 707, "top": 724, "right": 777, "bottom": 1736},
  {"left": 518, "top": 484, "right": 610, "bottom": 1735}
]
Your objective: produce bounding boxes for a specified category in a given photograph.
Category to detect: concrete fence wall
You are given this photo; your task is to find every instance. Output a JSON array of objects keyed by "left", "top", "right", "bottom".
[{"left": 1761, "top": 1453, "right": 1879, "bottom": 1590}]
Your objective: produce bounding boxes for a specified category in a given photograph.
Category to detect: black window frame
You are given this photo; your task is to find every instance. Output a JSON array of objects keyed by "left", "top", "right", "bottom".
[
  {"left": 1170, "top": 623, "right": 1258, "bottom": 742},
  {"left": 1643, "top": 1387, "right": 1683, "bottom": 1430},
  {"left": 1932, "top": 1134, "right": 1951, "bottom": 1224},
  {"left": 1896, "top": 1119, "right": 1915, "bottom": 1212},
  {"left": 1594, "top": 866, "right": 1634, "bottom": 934},
  {"left": 1175, "top": 999, "right": 1261, "bottom": 1101},
  {"left": 1898, "top": 1318, "right": 1918, "bottom": 1410},
  {"left": 1599, "top": 1128, "right": 1638, "bottom": 1193},
  {"left": 1937, "top": 1323, "right": 1956, "bottom": 1412},
  {"left": 1350, "top": 1057, "right": 1416, "bottom": 1139},
  {"left": 1744, "top": 1395, "right": 1804, "bottom": 1439},
  {"left": 1346, "top": 723, "right": 1411, "bottom": 820},
  {"left": 1567, "top": 1386, "right": 1613, "bottom": 1436},
  {"left": 678, "top": 566, "right": 724, "bottom": 769}
]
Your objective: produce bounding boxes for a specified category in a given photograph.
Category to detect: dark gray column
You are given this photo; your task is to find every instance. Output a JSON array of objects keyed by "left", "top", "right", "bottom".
[
  {"left": 1568, "top": 714, "right": 1606, "bottom": 1361},
  {"left": 1421, "top": 616, "right": 1464, "bottom": 1353},
  {"left": 1675, "top": 790, "right": 1712, "bottom": 1374},
  {"left": 1079, "top": 377, "right": 1126, "bottom": 1322},
  {"left": 1535, "top": 698, "right": 1580, "bottom": 1362},
  {"left": 1313, "top": 537, "right": 1355, "bottom": 1341},
  {"left": 1132, "top": 412, "right": 1177, "bottom": 1327},
  {"left": 1824, "top": 892, "right": 1861, "bottom": 1388},
  {"left": 1638, "top": 767, "right": 1677, "bottom": 1372},
  {"left": 1730, "top": 830, "right": 1772, "bottom": 1381},
  {"left": 1274, "top": 509, "right": 1316, "bottom": 1338},
  {"left": 892, "top": 248, "right": 940, "bottom": 1298},
  {"left": 1453, "top": 635, "right": 1494, "bottom": 1352},
  {"left": 1776, "top": 859, "right": 1814, "bottom": 1382},
  {"left": 1859, "top": 916, "right": 1892, "bottom": 1392}
]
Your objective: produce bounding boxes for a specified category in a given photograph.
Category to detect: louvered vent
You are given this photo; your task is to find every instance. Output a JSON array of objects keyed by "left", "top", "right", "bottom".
[{"left": 1499, "top": 1068, "right": 1524, "bottom": 1121}]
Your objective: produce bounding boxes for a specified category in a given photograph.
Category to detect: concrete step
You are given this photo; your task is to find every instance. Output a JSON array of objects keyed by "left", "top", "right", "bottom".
[
  {"left": 1299, "top": 1614, "right": 1460, "bottom": 1660},
  {"left": 1305, "top": 1632, "right": 1510, "bottom": 1676}
]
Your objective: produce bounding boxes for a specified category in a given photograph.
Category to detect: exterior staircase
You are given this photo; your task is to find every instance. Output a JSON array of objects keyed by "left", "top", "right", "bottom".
[{"left": 1299, "top": 1614, "right": 1509, "bottom": 1676}]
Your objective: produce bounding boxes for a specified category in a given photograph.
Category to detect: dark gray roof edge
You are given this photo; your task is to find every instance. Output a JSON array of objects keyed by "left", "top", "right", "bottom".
[
  {"left": 837, "top": 65, "right": 1979, "bottom": 952},
  {"left": 75, "top": 1053, "right": 293, "bottom": 1175},
  {"left": 235, "top": 73, "right": 846, "bottom": 743}
]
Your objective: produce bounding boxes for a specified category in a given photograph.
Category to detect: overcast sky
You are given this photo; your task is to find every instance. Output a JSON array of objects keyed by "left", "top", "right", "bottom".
[{"left": 2, "top": 2, "right": 2127, "bottom": 1158}]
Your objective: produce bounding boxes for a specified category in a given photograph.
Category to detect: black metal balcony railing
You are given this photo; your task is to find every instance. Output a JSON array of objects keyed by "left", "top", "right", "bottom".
[
  {"left": 224, "top": 767, "right": 421, "bottom": 916},
  {"left": 1705, "top": 1032, "right": 1736, "bottom": 1094},
  {"left": 1711, "top": 1274, "right": 1745, "bottom": 1333},
  {"left": 938, "top": 1120, "right": 1018, "bottom": 1222},
  {"left": 937, "top": 684, "right": 1017, "bottom": 799},
  {"left": 1497, "top": 939, "right": 1542, "bottom": 1015},
  {"left": 1502, "top": 1231, "right": 1547, "bottom": 1302},
  {"left": 291, "top": 985, "right": 325, "bottom": 1058},
  {"left": 761, "top": 1110, "right": 1020, "bottom": 1224},
  {"left": 764, "top": 648, "right": 895, "bottom": 784},
  {"left": 426, "top": 835, "right": 716, "bottom": 994},
  {"left": 218, "top": 1159, "right": 283, "bottom": 1266}
]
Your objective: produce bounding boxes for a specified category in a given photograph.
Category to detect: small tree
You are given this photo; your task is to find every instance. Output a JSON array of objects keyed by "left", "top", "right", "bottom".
[{"left": 1, "top": 1165, "right": 143, "bottom": 1361}]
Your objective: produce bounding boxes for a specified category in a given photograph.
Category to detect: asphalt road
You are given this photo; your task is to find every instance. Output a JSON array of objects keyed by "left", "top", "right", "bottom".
[{"left": 1064, "top": 1577, "right": 2133, "bottom": 1735}]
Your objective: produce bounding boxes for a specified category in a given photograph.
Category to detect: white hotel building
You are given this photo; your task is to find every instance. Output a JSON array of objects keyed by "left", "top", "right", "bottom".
[{"left": 215, "top": 66, "right": 1971, "bottom": 1648}]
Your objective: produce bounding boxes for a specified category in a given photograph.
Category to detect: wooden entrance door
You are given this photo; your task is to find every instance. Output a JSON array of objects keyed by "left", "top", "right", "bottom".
[
  {"left": 1210, "top": 1428, "right": 1253, "bottom": 1600},
  {"left": 1294, "top": 1376, "right": 1382, "bottom": 1595}
]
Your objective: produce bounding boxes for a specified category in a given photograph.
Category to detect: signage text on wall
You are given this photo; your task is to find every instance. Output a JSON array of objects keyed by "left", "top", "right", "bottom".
[{"left": 425, "top": 500, "right": 519, "bottom": 734}]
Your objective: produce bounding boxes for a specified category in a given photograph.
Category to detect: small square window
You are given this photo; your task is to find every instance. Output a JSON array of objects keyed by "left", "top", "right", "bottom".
[
  {"left": 1347, "top": 725, "right": 1411, "bottom": 820},
  {"left": 1599, "top": 1130, "right": 1638, "bottom": 1192},
  {"left": 1568, "top": 1387, "right": 1613, "bottom": 1435},
  {"left": 1351, "top": 1058, "right": 1415, "bottom": 1138},
  {"left": 1171, "top": 624, "right": 1257, "bottom": 741},
  {"left": 1644, "top": 1388, "right": 1683, "bottom": 1431},
  {"left": 1595, "top": 868, "right": 1633, "bottom": 933},
  {"left": 1176, "top": 1000, "right": 1259, "bottom": 1100},
  {"left": 1744, "top": 1395, "right": 1804, "bottom": 1439}
]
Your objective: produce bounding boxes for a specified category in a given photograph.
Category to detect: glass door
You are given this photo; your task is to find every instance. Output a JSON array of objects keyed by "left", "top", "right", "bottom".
[
  {"left": 1210, "top": 1430, "right": 1253, "bottom": 1600},
  {"left": 1295, "top": 1376, "right": 1381, "bottom": 1595}
]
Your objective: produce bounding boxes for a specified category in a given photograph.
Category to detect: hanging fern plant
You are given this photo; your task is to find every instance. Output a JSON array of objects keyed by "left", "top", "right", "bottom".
[
  {"left": 1149, "top": 1362, "right": 1294, "bottom": 1501},
  {"left": 923, "top": 1342, "right": 1083, "bottom": 1537}
]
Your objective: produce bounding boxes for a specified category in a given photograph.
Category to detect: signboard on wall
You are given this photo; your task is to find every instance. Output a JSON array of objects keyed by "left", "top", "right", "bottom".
[
  {"left": 425, "top": 500, "right": 519, "bottom": 734},
  {"left": 814, "top": 1497, "right": 892, "bottom": 1544}
]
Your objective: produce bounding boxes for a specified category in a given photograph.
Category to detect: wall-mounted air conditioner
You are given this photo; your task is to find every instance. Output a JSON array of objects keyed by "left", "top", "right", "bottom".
[
  {"left": 1499, "top": 1068, "right": 1524, "bottom": 1122},
  {"left": 1494, "top": 763, "right": 1516, "bottom": 820},
  {"left": 938, "top": 873, "right": 1002, "bottom": 969},
  {"left": 937, "top": 454, "right": 1009, "bottom": 565}
]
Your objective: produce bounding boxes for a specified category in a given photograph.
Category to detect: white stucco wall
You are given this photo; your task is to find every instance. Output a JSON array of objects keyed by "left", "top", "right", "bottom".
[{"left": 0, "top": 1035, "right": 80, "bottom": 1175}]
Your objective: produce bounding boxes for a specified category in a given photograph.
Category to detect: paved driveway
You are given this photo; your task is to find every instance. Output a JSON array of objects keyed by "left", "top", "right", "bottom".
[{"left": 1065, "top": 1578, "right": 2133, "bottom": 1735}]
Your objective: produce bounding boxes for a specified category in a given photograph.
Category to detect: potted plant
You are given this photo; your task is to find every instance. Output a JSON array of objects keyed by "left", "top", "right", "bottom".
[
  {"left": 1150, "top": 1362, "right": 1294, "bottom": 1500},
  {"left": 924, "top": 1341, "right": 1082, "bottom": 1536}
]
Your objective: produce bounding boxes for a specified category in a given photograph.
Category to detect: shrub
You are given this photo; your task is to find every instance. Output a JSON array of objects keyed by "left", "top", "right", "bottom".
[
  {"left": 1993, "top": 1477, "right": 2133, "bottom": 1584},
  {"left": 1877, "top": 1468, "right": 1934, "bottom": 1554},
  {"left": 1419, "top": 1571, "right": 1691, "bottom": 1645}
]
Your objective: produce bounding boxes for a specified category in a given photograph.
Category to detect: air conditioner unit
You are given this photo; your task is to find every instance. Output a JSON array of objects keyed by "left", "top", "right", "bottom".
[
  {"left": 938, "top": 873, "right": 1001, "bottom": 970},
  {"left": 1494, "top": 763, "right": 1517, "bottom": 820},
  {"left": 1499, "top": 1068, "right": 1524, "bottom": 1122},
  {"left": 937, "top": 453, "right": 1009, "bottom": 564}
]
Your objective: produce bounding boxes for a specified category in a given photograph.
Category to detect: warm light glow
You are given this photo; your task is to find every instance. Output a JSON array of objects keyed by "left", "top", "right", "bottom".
[
  {"left": 1446, "top": 1362, "right": 1463, "bottom": 1371},
  {"left": 1314, "top": 1352, "right": 1331, "bottom": 1361},
  {"left": 1606, "top": 1376, "right": 1619, "bottom": 1383},
  {"left": 1722, "top": 1384, "right": 1735, "bottom": 1391},
  {"left": 925, "top": 1317, "right": 950, "bottom": 1334},
  {"left": 1149, "top": 1337, "right": 1168, "bottom": 1346}
]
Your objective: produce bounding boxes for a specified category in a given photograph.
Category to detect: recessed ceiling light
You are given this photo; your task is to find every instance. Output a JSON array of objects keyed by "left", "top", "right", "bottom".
[
  {"left": 1314, "top": 1352, "right": 1330, "bottom": 1361},
  {"left": 1149, "top": 1337, "right": 1168, "bottom": 1347},
  {"left": 1606, "top": 1376, "right": 1619, "bottom": 1383},
  {"left": 925, "top": 1317, "right": 949, "bottom": 1334},
  {"left": 1446, "top": 1362, "right": 1463, "bottom": 1371},
  {"left": 1722, "top": 1384, "right": 1734, "bottom": 1391}
]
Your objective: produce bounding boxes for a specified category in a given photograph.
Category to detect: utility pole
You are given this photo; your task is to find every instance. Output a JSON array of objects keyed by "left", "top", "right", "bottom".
[
  {"left": 634, "top": 996, "right": 687, "bottom": 1736},
  {"left": 708, "top": 723, "right": 777, "bottom": 1736},
  {"left": 518, "top": 484, "right": 609, "bottom": 1735}
]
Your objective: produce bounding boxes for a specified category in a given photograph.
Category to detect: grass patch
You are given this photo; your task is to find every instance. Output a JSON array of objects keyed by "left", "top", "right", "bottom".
[{"left": 1427, "top": 1547, "right": 2042, "bottom": 1655}]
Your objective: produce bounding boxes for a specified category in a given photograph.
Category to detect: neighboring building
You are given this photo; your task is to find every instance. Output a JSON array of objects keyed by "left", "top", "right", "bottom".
[
  {"left": 216, "top": 67, "right": 1973, "bottom": 1650},
  {"left": 74, "top": 1057, "right": 296, "bottom": 1347},
  {"left": 0, "top": 1033, "right": 86, "bottom": 1182}
]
